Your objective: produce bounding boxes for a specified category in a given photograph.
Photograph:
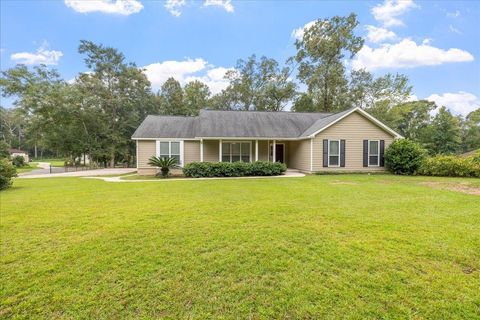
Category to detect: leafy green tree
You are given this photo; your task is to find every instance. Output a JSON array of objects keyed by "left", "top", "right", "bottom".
[
  {"left": 427, "top": 106, "right": 462, "bottom": 155},
  {"left": 77, "top": 40, "right": 154, "bottom": 166},
  {"left": 222, "top": 55, "right": 296, "bottom": 111},
  {"left": 462, "top": 108, "right": 480, "bottom": 152},
  {"left": 208, "top": 90, "right": 234, "bottom": 110},
  {"left": 159, "top": 78, "right": 186, "bottom": 115},
  {"left": 292, "top": 93, "right": 316, "bottom": 112},
  {"left": 350, "top": 70, "right": 412, "bottom": 111},
  {"left": 0, "top": 65, "right": 66, "bottom": 156},
  {"left": 389, "top": 100, "right": 436, "bottom": 140},
  {"left": 183, "top": 80, "right": 211, "bottom": 115},
  {"left": 294, "top": 13, "right": 364, "bottom": 112}
]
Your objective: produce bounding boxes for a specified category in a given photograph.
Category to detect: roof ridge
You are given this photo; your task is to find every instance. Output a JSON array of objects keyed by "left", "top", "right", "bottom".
[
  {"left": 200, "top": 109, "right": 332, "bottom": 115},
  {"left": 147, "top": 115, "right": 195, "bottom": 118}
]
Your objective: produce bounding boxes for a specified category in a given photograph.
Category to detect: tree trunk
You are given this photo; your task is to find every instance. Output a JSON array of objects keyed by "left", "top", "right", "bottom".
[
  {"left": 34, "top": 142, "right": 38, "bottom": 158},
  {"left": 110, "top": 151, "right": 115, "bottom": 168}
]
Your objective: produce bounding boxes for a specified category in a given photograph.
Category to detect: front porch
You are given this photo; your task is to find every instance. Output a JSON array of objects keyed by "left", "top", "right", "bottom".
[{"left": 199, "top": 139, "right": 295, "bottom": 166}]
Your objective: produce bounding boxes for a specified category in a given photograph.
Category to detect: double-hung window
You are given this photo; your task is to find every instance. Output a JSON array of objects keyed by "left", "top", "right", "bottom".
[
  {"left": 328, "top": 140, "right": 340, "bottom": 167},
  {"left": 221, "top": 142, "right": 251, "bottom": 163},
  {"left": 158, "top": 141, "right": 182, "bottom": 165},
  {"left": 368, "top": 140, "right": 379, "bottom": 166}
]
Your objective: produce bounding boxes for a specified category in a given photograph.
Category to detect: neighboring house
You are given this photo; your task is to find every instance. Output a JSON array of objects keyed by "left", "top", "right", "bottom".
[
  {"left": 8, "top": 148, "right": 29, "bottom": 162},
  {"left": 132, "top": 107, "right": 402, "bottom": 175}
]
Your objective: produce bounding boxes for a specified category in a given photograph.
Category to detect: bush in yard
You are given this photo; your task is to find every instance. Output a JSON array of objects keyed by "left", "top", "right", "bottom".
[
  {"left": 12, "top": 155, "right": 25, "bottom": 167},
  {"left": 183, "top": 161, "right": 287, "bottom": 178},
  {"left": 147, "top": 156, "right": 179, "bottom": 178},
  {"left": 384, "top": 139, "right": 426, "bottom": 175},
  {"left": 0, "top": 158, "right": 17, "bottom": 190},
  {"left": 418, "top": 154, "right": 480, "bottom": 178},
  {"left": 0, "top": 140, "right": 10, "bottom": 158}
]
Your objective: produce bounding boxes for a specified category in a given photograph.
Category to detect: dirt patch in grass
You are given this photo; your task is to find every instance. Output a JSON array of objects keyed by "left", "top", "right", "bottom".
[
  {"left": 330, "top": 181, "right": 358, "bottom": 185},
  {"left": 419, "top": 181, "right": 480, "bottom": 196}
]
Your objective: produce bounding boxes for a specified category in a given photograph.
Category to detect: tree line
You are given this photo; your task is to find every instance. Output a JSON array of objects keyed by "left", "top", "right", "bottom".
[{"left": 1, "top": 14, "right": 479, "bottom": 166}]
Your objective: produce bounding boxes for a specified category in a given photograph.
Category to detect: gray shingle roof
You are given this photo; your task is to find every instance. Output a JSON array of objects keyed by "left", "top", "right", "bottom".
[
  {"left": 195, "top": 109, "right": 331, "bottom": 138},
  {"left": 132, "top": 115, "right": 196, "bottom": 139},
  {"left": 132, "top": 107, "right": 396, "bottom": 139}
]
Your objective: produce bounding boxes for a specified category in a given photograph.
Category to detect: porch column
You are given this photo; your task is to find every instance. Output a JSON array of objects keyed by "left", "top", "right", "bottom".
[
  {"left": 255, "top": 140, "right": 258, "bottom": 161},
  {"left": 267, "top": 140, "right": 270, "bottom": 162},
  {"left": 200, "top": 139, "right": 204, "bottom": 162},
  {"left": 273, "top": 140, "right": 276, "bottom": 163},
  {"left": 219, "top": 139, "right": 222, "bottom": 162}
]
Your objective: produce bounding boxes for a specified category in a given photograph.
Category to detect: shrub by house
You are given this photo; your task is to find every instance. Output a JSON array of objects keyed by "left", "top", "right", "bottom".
[{"left": 183, "top": 161, "right": 287, "bottom": 178}]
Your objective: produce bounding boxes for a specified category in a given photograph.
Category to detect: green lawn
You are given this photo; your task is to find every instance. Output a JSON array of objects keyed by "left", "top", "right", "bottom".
[
  {"left": 32, "top": 158, "right": 66, "bottom": 167},
  {"left": 1, "top": 175, "right": 479, "bottom": 319},
  {"left": 14, "top": 162, "right": 41, "bottom": 173}
]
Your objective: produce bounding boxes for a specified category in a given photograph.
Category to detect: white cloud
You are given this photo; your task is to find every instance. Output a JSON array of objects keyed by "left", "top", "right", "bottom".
[
  {"left": 365, "top": 25, "right": 396, "bottom": 43},
  {"left": 427, "top": 92, "right": 480, "bottom": 116},
  {"left": 64, "top": 0, "right": 143, "bottom": 15},
  {"left": 165, "top": 0, "right": 186, "bottom": 17},
  {"left": 185, "top": 67, "right": 232, "bottom": 94},
  {"left": 352, "top": 38, "right": 474, "bottom": 70},
  {"left": 203, "top": 0, "right": 234, "bottom": 13},
  {"left": 142, "top": 58, "right": 231, "bottom": 94},
  {"left": 407, "top": 94, "right": 418, "bottom": 102},
  {"left": 291, "top": 20, "right": 316, "bottom": 40},
  {"left": 10, "top": 43, "right": 63, "bottom": 65},
  {"left": 447, "top": 10, "right": 460, "bottom": 18},
  {"left": 449, "top": 25, "right": 462, "bottom": 35},
  {"left": 372, "top": 0, "right": 418, "bottom": 27}
]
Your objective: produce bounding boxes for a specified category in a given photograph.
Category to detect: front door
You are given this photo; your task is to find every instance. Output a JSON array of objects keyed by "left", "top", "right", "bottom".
[{"left": 275, "top": 144, "right": 284, "bottom": 163}]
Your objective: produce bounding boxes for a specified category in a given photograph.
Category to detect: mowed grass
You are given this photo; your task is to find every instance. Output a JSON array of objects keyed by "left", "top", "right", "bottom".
[
  {"left": 32, "top": 158, "right": 65, "bottom": 167},
  {"left": 1, "top": 175, "right": 479, "bottom": 319},
  {"left": 15, "top": 163, "right": 41, "bottom": 173}
]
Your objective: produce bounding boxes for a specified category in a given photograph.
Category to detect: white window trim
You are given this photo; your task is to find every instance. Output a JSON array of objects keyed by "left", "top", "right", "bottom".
[
  {"left": 328, "top": 139, "right": 341, "bottom": 168},
  {"left": 220, "top": 141, "right": 252, "bottom": 163},
  {"left": 368, "top": 139, "right": 380, "bottom": 167},
  {"left": 155, "top": 140, "right": 184, "bottom": 167}
]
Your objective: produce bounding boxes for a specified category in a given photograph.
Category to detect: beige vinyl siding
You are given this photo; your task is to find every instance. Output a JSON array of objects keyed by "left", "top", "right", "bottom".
[
  {"left": 138, "top": 168, "right": 157, "bottom": 175},
  {"left": 288, "top": 139, "right": 311, "bottom": 172},
  {"left": 137, "top": 140, "right": 156, "bottom": 168},
  {"left": 257, "top": 140, "right": 268, "bottom": 161},
  {"left": 312, "top": 111, "right": 395, "bottom": 172},
  {"left": 184, "top": 140, "right": 200, "bottom": 164},
  {"left": 203, "top": 140, "right": 219, "bottom": 162}
]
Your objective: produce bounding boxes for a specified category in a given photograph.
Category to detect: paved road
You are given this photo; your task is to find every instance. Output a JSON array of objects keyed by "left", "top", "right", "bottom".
[
  {"left": 18, "top": 162, "right": 54, "bottom": 176},
  {"left": 19, "top": 167, "right": 136, "bottom": 179}
]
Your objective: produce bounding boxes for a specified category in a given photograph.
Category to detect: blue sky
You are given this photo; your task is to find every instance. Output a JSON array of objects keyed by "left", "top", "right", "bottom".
[{"left": 1, "top": 0, "right": 479, "bottom": 115}]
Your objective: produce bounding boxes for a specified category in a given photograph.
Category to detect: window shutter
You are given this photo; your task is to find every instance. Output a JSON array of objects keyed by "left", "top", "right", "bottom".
[
  {"left": 340, "top": 140, "right": 346, "bottom": 167},
  {"left": 323, "top": 139, "right": 328, "bottom": 167},
  {"left": 380, "top": 140, "right": 385, "bottom": 167},
  {"left": 363, "top": 140, "right": 368, "bottom": 167}
]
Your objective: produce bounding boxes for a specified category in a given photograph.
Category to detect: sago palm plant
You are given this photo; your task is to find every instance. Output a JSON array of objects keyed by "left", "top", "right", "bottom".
[{"left": 147, "top": 156, "right": 179, "bottom": 178}]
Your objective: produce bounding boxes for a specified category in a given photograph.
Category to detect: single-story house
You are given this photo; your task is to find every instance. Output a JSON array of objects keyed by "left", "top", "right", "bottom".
[
  {"left": 8, "top": 148, "right": 29, "bottom": 162},
  {"left": 132, "top": 107, "right": 402, "bottom": 175}
]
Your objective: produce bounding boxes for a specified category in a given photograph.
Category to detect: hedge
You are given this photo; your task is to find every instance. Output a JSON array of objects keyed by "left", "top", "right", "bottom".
[
  {"left": 418, "top": 153, "right": 480, "bottom": 178},
  {"left": 183, "top": 161, "right": 287, "bottom": 178}
]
